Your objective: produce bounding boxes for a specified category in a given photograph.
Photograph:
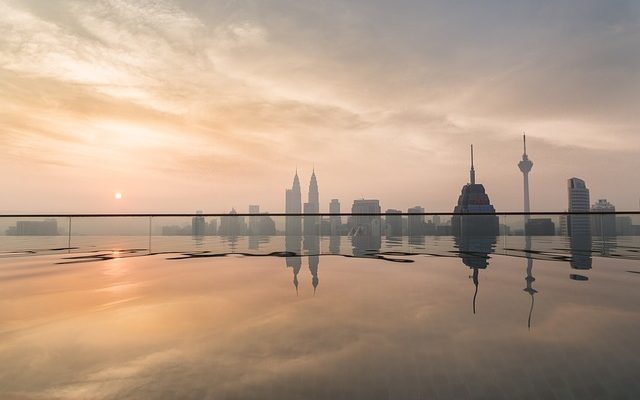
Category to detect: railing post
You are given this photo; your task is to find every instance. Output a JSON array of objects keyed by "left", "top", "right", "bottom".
[
  {"left": 148, "top": 216, "right": 152, "bottom": 254},
  {"left": 503, "top": 214, "right": 507, "bottom": 255}
]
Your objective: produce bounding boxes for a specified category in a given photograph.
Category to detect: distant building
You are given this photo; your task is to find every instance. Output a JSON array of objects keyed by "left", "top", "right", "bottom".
[
  {"left": 499, "top": 224, "right": 511, "bottom": 236},
  {"left": 218, "top": 208, "right": 246, "bottom": 236},
  {"left": 436, "top": 224, "right": 452, "bottom": 236},
  {"left": 350, "top": 199, "right": 382, "bottom": 236},
  {"left": 407, "top": 206, "right": 426, "bottom": 236},
  {"left": 162, "top": 225, "right": 191, "bottom": 236},
  {"left": 616, "top": 216, "right": 634, "bottom": 236},
  {"left": 350, "top": 199, "right": 382, "bottom": 255},
  {"left": 6, "top": 219, "right": 59, "bottom": 236},
  {"left": 525, "top": 218, "right": 555, "bottom": 236},
  {"left": 329, "top": 199, "right": 341, "bottom": 235},
  {"left": 303, "top": 170, "right": 320, "bottom": 236},
  {"left": 248, "top": 205, "right": 260, "bottom": 235},
  {"left": 591, "top": 199, "right": 616, "bottom": 237},
  {"left": 255, "top": 214, "right": 276, "bottom": 235},
  {"left": 566, "top": 178, "right": 592, "bottom": 269},
  {"left": 567, "top": 178, "right": 591, "bottom": 236},
  {"left": 559, "top": 215, "right": 568, "bottom": 236},
  {"left": 432, "top": 215, "right": 441, "bottom": 226},
  {"left": 385, "top": 209, "right": 403, "bottom": 237},
  {"left": 192, "top": 210, "right": 206, "bottom": 236},
  {"left": 451, "top": 145, "right": 499, "bottom": 236},
  {"left": 207, "top": 219, "right": 218, "bottom": 235},
  {"left": 285, "top": 171, "right": 302, "bottom": 235}
]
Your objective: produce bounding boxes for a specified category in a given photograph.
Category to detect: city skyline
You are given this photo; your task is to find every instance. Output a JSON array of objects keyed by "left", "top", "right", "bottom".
[{"left": 1, "top": 1, "right": 639, "bottom": 213}]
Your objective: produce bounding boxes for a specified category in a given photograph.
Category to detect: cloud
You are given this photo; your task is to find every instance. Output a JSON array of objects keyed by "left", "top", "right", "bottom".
[{"left": 0, "top": 0, "right": 638, "bottom": 211}]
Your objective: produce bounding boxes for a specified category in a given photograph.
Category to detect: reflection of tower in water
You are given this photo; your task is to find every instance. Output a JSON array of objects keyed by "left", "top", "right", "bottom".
[
  {"left": 452, "top": 144, "right": 498, "bottom": 314},
  {"left": 285, "top": 234, "right": 319, "bottom": 295},
  {"left": 285, "top": 234, "right": 302, "bottom": 295},
  {"left": 304, "top": 233, "right": 321, "bottom": 294},
  {"left": 309, "top": 254, "right": 319, "bottom": 294},
  {"left": 523, "top": 236, "right": 537, "bottom": 329},
  {"left": 454, "top": 234, "right": 497, "bottom": 315}
]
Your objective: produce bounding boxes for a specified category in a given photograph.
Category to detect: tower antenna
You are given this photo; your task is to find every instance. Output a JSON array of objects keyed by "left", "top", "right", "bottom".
[{"left": 470, "top": 144, "right": 476, "bottom": 184}]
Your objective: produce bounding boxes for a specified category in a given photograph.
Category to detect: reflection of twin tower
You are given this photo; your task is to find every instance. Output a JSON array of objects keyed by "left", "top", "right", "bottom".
[
  {"left": 285, "top": 169, "right": 321, "bottom": 294},
  {"left": 285, "top": 169, "right": 320, "bottom": 235}
]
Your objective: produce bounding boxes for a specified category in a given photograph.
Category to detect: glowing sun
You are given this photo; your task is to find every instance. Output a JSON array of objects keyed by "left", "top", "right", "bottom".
[{"left": 114, "top": 192, "right": 123, "bottom": 200}]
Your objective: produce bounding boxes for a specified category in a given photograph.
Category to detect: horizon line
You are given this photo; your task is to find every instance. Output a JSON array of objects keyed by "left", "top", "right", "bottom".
[{"left": 1, "top": 211, "right": 638, "bottom": 218}]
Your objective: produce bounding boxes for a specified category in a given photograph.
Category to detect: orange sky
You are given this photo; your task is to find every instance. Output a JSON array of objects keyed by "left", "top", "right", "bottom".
[{"left": 1, "top": 0, "right": 639, "bottom": 213}]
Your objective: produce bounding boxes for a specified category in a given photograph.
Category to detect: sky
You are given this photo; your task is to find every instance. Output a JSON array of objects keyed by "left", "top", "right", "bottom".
[{"left": 1, "top": 0, "right": 639, "bottom": 213}]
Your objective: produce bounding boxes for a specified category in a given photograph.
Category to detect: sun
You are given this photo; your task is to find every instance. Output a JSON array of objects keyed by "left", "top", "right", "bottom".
[{"left": 114, "top": 192, "right": 123, "bottom": 200}]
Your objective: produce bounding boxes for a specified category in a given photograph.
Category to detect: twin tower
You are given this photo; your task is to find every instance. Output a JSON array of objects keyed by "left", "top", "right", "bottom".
[{"left": 285, "top": 169, "right": 319, "bottom": 235}]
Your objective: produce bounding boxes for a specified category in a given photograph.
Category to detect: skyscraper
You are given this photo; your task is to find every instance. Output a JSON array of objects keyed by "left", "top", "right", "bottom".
[
  {"left": 407, "top": 206, "right": 426, "bottom": 236},
  {"left": 192, "top": 210, "right": 205, "bottom": 236},
  {"left": 567, "top": 178, "right": 592, "bottom": 269},
  {"left": 385, "top": 209, "right": 403, "bottom": 237},
  {"left": 567, "top": 178, "right": 591, "bottom": 236},
  {"left": 303, "top": 169, "right": 320, "bottom": 236},
  {"left": 350, "top": 199, "right": 382, "bottom": 256},
  {"left": 285, "top": 170, "right": 302, "bottom": 235},
  {"left": 518, "top": 134, "right": 533, "bottom": 221},
  {"left": 248, "top": 205, "right": 260, "bottom": 235},
  {"left": 451, "top": 145, "right": 499, "bottom": 236},
  {"left": 591, "top": 199, "right": 616, "bottom": 237},
  {"left": 308, "top": 169, "right": 319, "bottom": 212},
  {"left": 218, "top": 208, "right": 246, "bottom": 236},
  {"left": 329, "top": 199, "right": 341, "bottom": 235}
]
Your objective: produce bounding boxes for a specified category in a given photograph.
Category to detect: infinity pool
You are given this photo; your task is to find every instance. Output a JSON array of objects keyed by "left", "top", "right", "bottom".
[{"left": 1, "top": 239, "right": 639, "bottom": 399}]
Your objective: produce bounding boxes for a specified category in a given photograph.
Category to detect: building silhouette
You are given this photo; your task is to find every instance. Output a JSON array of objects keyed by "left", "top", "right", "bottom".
[
  {"left": 350, "top": 199, "right": 382, "bottom": 257},
  {"left": 285, "top": 170, "right": 302, "bottom": 237},
  {"left": 303, "top": 169, "right": 320, "bottom": 237},
  {"left": 385, "top": 209, "right": 403, "bottom": 237},
  {"left": 525, "top": 218, "right": 555, "bottom": 236},
  {"left": 218, "top": 208, "right": 246, "bottom": 236},
  {"left": 329, "top": 199, "right": 341, "bottom": 235},
  {"left": 591, "top": 199, "right": 616, "bottom": 237},
  {"left": 566, "top": 178, "right": 592, "bottom": 269},
  {"left": 192, "top": 210, "right": 205, "bottom": 236},
  {"left": 432, "top": 215, "right": 441, "bottom": 227},
  {"left": 248, "top": 205, "right": 260, "bottom": 234},
  {"left": 451, "top": 145, "right": 499, "bottom": 236},
  {"left": 328, "top": 198, "right": 342, "bottom": 254},
  {"left": 517, "top": 134, "right": 533, "bottom": 222},
  {"left": 407, "top": 206, "right": 425, "bottom": 236},
  {"left": 454, "top": 233, "right": 497, "bottom": 315},
  {"left": 567, "top": 177, "right": 591, "bottom": 235},
  {"left": 6, "top": 219, "right": 59, "bottom": 236}
]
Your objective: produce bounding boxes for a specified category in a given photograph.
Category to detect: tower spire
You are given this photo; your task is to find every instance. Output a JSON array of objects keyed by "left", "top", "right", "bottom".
[
  {"left": 470, "top": 144, "right": 476, "bottom": 184},
  {"left": 518, "top": 134, "right": 533, "bottom": 218}
]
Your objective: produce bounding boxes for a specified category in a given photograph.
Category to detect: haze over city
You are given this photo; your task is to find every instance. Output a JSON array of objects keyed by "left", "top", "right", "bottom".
[{"left": 1, "top": 0, "right": 639, "bottom": 213}]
